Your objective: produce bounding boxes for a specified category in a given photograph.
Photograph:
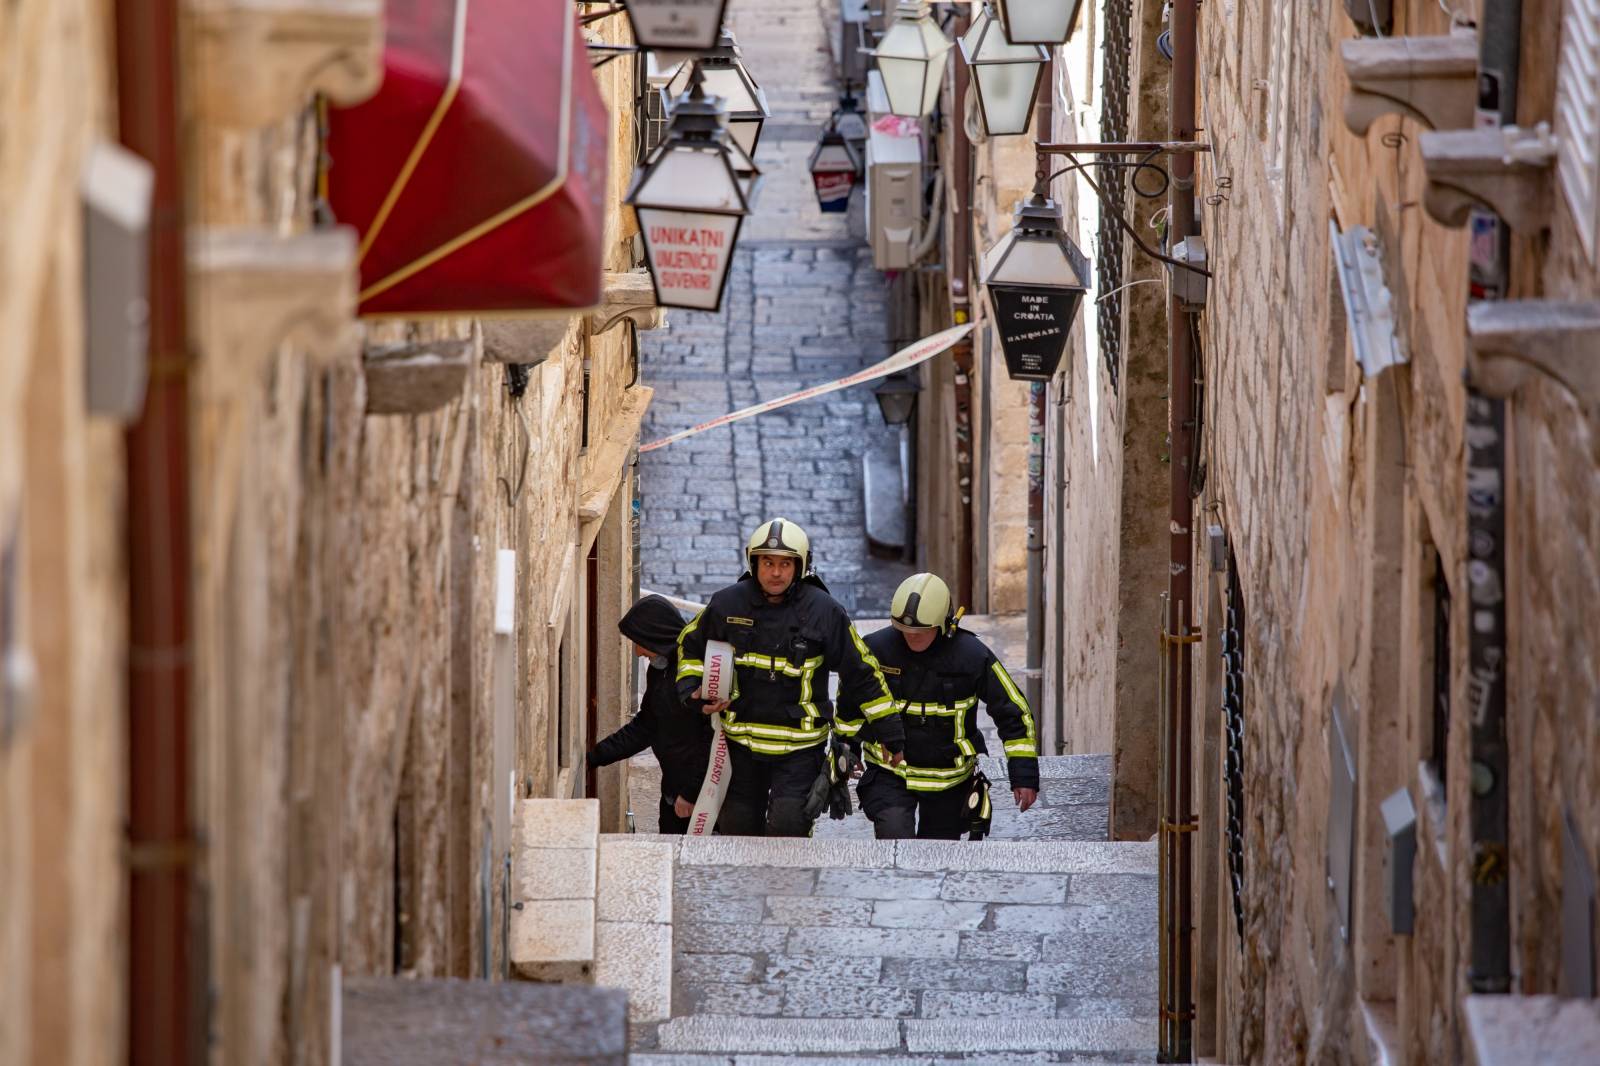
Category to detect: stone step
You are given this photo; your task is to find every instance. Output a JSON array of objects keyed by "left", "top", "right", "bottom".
[
  {"left": 635, "top": 1059, "right": 1157, "bottom": 1065},
  {"left": 664, "top": 837, "right": 1154, "bottom": 875},
  {"left": 645, "top": 1016, "right": 1158, "bottom": 1057}
]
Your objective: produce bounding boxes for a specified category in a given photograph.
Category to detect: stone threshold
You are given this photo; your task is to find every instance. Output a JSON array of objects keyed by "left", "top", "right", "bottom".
[
  {"left": 648, "top": 1015, "right": 1158, "bottom": 1055},
  {"left": 614, "top": 834, "right": 1156, "bottom": 875}
]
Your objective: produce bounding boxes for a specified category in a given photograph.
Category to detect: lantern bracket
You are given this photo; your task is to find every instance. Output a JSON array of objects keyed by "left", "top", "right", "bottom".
[
  {"left": 1032, "top": 140, "right": 1215, "bottom": 281},
  {"left": 588, "top": 43, "right": 639, "bottom": 70},
  {"left": 577, "top": 4, "right": 628, "bottom": 26}
]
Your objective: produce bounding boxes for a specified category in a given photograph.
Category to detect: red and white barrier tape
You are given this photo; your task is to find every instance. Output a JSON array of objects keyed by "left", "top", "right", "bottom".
[{"left": 638, "top": 323, "right": 974, "bottom": 453}]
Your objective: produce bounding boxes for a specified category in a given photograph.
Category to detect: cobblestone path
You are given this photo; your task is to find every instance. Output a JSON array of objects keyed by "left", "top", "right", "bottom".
[{"left": 636, "top": 0, "right": 912, "bottom": 618}]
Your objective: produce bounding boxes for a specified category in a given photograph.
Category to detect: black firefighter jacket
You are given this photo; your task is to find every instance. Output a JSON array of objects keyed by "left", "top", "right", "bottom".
[
  {"left": 837, "top": 625, "right": 1040, "bottom": 793},
  {"left": 588, "top": 595, "right": 711, "bottom": 802},
  {"left": 676, "top": 574, "right": 904, "bottom": 759}
]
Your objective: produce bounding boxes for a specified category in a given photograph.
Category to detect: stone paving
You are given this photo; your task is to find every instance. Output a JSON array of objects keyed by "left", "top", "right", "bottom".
[
  {"left": 636, "top": 0, "right": 910, "bottom": 619},
  {"left": 623, "top": 1, "right": 1156, "bottom": 1057},
  {"left": 630, "top": 832, "right": 1159, "bottom": 1062}
]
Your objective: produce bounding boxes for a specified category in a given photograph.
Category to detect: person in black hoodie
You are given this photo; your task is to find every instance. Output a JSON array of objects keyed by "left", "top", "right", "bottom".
[{"left": 587, "top": 594, "right": 713, "bottom": 834}]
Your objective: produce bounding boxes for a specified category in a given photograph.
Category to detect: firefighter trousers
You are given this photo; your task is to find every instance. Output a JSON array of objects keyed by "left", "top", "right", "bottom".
[
  {"left": 716, "top": 741, "right": 825, "bottom": 837},
  {"left": 857, "top": 765, "right": 971, "bottom": 840}
]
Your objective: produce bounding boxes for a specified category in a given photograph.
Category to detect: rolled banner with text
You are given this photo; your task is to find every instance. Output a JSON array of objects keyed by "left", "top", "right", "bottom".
[
  {"left": 687, "top": 639, "right": 737, "bottom": 836},
  {"left": 639, "top": 323, "right": 975, "bottom": 452}
]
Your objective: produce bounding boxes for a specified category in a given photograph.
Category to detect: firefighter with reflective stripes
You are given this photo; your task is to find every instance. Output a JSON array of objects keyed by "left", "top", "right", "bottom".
[
  {"left": 677, "top": 518, "right": 904, "bottom": 836},
  {"left": 837, "top": 572, "right": 1039, "bottom": 840}
]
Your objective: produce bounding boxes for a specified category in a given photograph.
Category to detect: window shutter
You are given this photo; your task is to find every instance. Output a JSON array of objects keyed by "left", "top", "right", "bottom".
[{"left": 1556, "top": 0, "right": 1600, "bottom": 259}]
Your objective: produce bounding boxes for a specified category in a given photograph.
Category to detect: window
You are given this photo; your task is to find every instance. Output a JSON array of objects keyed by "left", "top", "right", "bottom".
[
  {"left": 1429, "top": 550, "right": 1451, "bottom": 795},
  {"left": 1556, "top": 0, "right": 1600, "bottom": 258},
  {"left": 1221, "top": 549, "right": 1247, "bottom": 943}
]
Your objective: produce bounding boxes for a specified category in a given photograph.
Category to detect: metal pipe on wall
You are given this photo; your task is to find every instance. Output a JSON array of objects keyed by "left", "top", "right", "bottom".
[
  {"left": 114, "top": 0, "right": 202, "bottom": 1061},
  {"left": 1161, "top": 0, "right": 1198, "bottom": 1060},
  {"left": 1025, "top": 57, "right": 1055, "bottom": 717},
  {"left": 949, "top": 4, "right": 976, "bottom": 610}
]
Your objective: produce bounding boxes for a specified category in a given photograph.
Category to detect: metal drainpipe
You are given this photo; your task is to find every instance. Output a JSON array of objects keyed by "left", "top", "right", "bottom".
[
  {"left": 1161, "top": 0, "right": 1199, "bottom": 1060},
  {"left": 115, "top": 0, "right": 201, "bottom": 1062},
  {"left": 949, "top": 6, "right": 976, "bottom": 610},
  {"left": 1025, "top": 58, "right": 1055, "bottom": 716},
  {"left": 1464, "top": 0, "right": 1520, "bottom": 997}
]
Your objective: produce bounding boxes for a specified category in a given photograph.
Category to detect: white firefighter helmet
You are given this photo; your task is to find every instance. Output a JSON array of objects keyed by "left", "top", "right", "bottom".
[
  {"left": 890, "top": 572, "right": 953, "bottom": 631},
  {"left": 746, "top": 517, "right": 811, "bottom": 575}
]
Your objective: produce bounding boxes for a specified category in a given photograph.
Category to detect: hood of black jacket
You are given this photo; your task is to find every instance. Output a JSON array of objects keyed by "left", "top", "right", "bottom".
[{"left": 618, "top": 594, "right": 687, "bottom": 657}]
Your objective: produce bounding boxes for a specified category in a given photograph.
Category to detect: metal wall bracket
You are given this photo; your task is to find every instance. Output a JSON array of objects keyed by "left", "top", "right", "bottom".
[
  {"left": 1466, "top": 299, "right": 1600, "bottom": 407},
  {"left": 188, "top": 0, "right": 385, "bottom": 129},
  {"left": 1340, "top": 33, "right": 1478, "bottom": 136},
  {"left": 1331, "top": 221, "right": 1407, "bottom": 376},
  {"left": 585, "top": 271, "right": 667, "bottom": 335},
  {"left": 1419, "top": 124, "right": 1557, "bottom": 231}
]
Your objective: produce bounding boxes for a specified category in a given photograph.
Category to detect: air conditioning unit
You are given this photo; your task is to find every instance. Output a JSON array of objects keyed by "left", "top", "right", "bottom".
[
  {"left": 638, "top": 83, "right": 671, "bottom": 163},
  {"left": 866, "top": 71, "right": 923, "bottom": 270}
]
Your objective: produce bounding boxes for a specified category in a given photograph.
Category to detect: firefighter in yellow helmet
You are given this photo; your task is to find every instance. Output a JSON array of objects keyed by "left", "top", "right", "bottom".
[
  {"left": 835, "top": 572, "right": 1039, "bottom": 839},
  {"left": 676, "top": 518, "right": 904, "bottom": 836}
]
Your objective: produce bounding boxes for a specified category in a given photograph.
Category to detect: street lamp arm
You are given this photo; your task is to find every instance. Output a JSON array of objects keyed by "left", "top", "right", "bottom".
[{"left": 1045, "top": 151, "right": 1213, "bottom": 280}]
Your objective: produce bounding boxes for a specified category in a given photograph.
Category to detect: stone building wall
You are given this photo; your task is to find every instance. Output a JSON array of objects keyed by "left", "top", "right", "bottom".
[
  {"left": 1188, "top": 0, "right": 1600, "bottom": 1062},
  {"left": 1, "top": 3, "right": 127, "bottom": 1065},
  {"left": 3, "top": 4, "right": 651, "bottom": 1064}
]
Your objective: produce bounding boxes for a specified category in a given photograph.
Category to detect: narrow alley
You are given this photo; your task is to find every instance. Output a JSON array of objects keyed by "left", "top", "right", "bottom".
[{"left": 7, "top": 1, "right": 1600, "bottom": 1065}]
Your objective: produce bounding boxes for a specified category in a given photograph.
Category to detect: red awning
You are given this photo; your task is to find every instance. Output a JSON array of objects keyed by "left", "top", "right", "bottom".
[{"left": 326, "top": 0, "right": 610, "bottom": 317}]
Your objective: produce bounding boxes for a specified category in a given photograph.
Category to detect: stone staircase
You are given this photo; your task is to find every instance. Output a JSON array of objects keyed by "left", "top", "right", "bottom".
[{"left": 625, "top": 753, "right": 1160, "bottom": 1063}]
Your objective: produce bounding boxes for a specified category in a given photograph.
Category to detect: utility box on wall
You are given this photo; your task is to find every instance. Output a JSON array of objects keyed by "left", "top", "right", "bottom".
[{"left": 866, "top": 72, "right": 923, "bottom": 271}]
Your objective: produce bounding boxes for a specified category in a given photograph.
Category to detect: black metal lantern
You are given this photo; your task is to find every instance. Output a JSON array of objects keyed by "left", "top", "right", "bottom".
[
  {"left": 833, "top": 94, "right": 869, "bottom": 173},
  {"left": 959, "top": 2, "right": 1048, "bottom": 137},
  {"left": 981, "top": 194, "right": 1090, "bottom": 381},
  {"left": 666, "top": 33, "right": 770, "bottom": 160},
  {"left": 873, "top": 373, "right": 922, "bottom": 425},
  {"left": 623, "top": 0, "right": 730, "bottom": 53},
  {"left": 993, "top": 0, "right": 1085, "bottom": 45},
  {"left": 809, "top": 110, "right": 864, "bottom": 213},
  {"left": 626, "top": 69, "right": 754, "bottom": 312},
  {"left": 867, "top": 0, "right": 953, "bottom": 118}
]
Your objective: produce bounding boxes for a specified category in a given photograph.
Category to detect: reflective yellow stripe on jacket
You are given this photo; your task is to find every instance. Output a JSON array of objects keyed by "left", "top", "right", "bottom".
[
  {"left": 862, "top": 741, "right": 977, "bottom": 792},
  {"left": 991, "top": 661, "right": 1038, "bottom": 757}
]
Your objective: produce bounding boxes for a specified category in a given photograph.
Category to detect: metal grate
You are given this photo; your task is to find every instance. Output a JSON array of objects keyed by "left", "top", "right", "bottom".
[
  {"left": 1221, "top": 549, "right": 1247, "bottom": 943},
  {"left": 1097, "top": 0, "right": 1133, "bottom": 391},
  {"left": 638, "top": 84, "right": 671, "bottom": 164}
]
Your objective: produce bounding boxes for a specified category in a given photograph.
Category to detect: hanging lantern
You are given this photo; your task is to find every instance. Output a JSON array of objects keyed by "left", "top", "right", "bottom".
[
  {"left": 809, "top": 121, "right": 861, "bottom": 213},
  {"left": 959, "top": 2, "right": 1048, "bottom": 137},
  {"left": 623, "top": 0, "right": 730, "bottom": 53},
  {"left": 627, "top": 69, "right": 753, "bottom": 312},
  {"left": 993, "top": 0, "right": 1085, "bottom": 45},
  {"left": 981, "top": 194, "right": 1090, "bottom": 381},
  {"left": 666, "top": 33, "right": 770, "bottom": 160},
  {"left": 872, "top": 372, "right": 922, "bottom": 426},
  {"left": 867, "top": 0, "right": 953, "bottom": 118},
  {"left": 833, "top": 94, "right": 869, "bottom": 173}
]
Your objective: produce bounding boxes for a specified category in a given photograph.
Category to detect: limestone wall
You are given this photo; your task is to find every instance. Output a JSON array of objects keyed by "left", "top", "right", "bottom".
[
  {"left": 0, "top": 3, "right": 126, "bottom": 1065},
  {"left": 1189, "top": 0, "right": 1600, "bottom": 1062},
  {"left": 3, "top": 4, "right": 652, "bottom": 1063}
]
